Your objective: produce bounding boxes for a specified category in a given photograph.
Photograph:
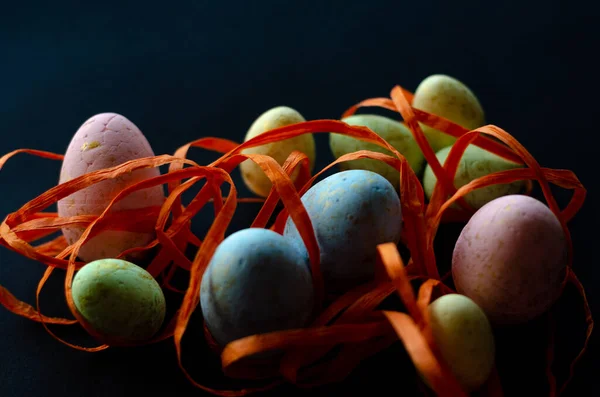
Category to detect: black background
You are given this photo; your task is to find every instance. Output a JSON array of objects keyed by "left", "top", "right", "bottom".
[{"left": 0, "top": 1, "right": 598, "bottom": 396}]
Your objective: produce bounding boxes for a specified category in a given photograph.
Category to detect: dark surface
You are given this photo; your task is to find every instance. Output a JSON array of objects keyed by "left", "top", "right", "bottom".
[{"left": 0, "top": 1, "right": 597, "bottom": 396}]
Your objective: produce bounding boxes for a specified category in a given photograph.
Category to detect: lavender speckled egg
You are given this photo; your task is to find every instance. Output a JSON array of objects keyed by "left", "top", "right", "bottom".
[
  {"left": 283, "top": 169, "right": 403, "bottom": 292},
  {"left": 452, "top": 195, "right": 568, "bottom": 324},
  {"left": 200, "top": 228, "right": 314, "bottom": 347},
  {"left": 57, "top": 113, "right": 165, "bottom": 262},
  {"left": 71, "top": 258, "right": 166, "bottom": 344}
]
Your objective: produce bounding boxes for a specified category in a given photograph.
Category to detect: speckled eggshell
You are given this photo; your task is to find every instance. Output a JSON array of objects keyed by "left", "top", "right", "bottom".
[
  {"left": 283, "top": 169, "right": 403, "bottom": 292},
  {"left": 428, "top": 294, "right": 496, "bottom": 392},
  {"left": 71, "top": 258, "right": 166, "bottom": 343},
  {"left": 57, "top": 113, "right": 165, "bottom": 262},
  {"left": 200, "top": 228, "right": 314, "bottom": 347},
  {"left": 423, "top": 145, "right": 525, "bottom": 209},
  {"left": 452, "top": 195, "right": 568, "bottom": 324},
  {"left": 329, "top": 114, "right": 425, "bottom": 187},
  {"left": 412, "top": 74, "right": 485, "bottom": 152},
  {"left": 240, "top": 106, "right": 316, "bottom": 197}
]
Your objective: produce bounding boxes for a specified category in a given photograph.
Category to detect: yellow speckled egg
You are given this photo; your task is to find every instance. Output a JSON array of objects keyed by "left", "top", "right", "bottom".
[
  {"left": 240, "top": 106, "right": 316, "bottom": 197},
  {"left": 428, "top": 294, "right": 496, "bottom": 392},
  {"left": 423, "top": 144, "right": 525, "bottom": 209},
  {"left": 330, "top": 114, "right": 425, "bottom": 187},
  {"left": 57, "top": 113, "right": 165, "bottom": 262},
  {"left": 412, "top": 74, "right": 485, "bottom": 152}
]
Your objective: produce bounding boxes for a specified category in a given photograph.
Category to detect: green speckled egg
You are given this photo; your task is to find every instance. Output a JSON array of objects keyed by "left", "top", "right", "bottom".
[
  {"left": 240, "top": 106, "right": 316, "bottom": 197},
  {"left": 71, "top": 258, "right": 166, "bottom": 343},
  {"left": 412, "top": 74, "right": 485, "bottom": 152},
  {"left": 428, "top": 294, "right": 496, "bottom": 391},
  {"left": 423, "top": 145, "right": 525, "bottom": 209},
  {"left": 330, "top": 114, "right": 425, "bottom": 187}
]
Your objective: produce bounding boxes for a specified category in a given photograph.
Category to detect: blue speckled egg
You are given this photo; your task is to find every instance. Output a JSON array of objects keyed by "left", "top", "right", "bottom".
[
  {"left": 200, "top": 228, "right": 314, "bottom": 347},
  {"left": 283, "top": 169, "right": 403, "bottom": 291}
]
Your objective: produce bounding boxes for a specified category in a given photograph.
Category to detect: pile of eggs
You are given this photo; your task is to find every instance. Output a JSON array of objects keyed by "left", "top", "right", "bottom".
[{"left": 57, "top": 74, "right": 569, "bottom": 392}]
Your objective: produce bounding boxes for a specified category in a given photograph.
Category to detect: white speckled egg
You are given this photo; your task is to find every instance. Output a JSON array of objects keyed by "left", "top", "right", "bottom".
[{"left": 57, "top": 113, "right": 165, "bottom": 262}]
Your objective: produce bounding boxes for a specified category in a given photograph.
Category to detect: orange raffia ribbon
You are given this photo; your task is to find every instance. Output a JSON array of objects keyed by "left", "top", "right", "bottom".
[{"left": 0, "top": 84, "right": 591, "bottom": 396}]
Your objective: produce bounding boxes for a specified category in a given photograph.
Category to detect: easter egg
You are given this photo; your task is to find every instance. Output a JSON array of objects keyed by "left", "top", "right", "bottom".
[
  {"left": 428, "top": 294, "right": 496, "bottom": 392},
  {"left": 57, "top": 113, "right": 165, "bottom": 262},
  {"left": 200, "top": 228, "right": 314, "bottom": 347},
  {"left": 423, "top": 145, "right": 525, "bottom": 209},
  {"left": 283, "top": 169, "right": 403, "bottom": 292},
  {"left": 412, "top": 74, "right": 485, "bottom": 152},
  {"left": 240, "top": 106, "right": 316, "bottom": 197},
  {"left": 452, "top": 195, "right": 568, "bottom": 324},
  {"left": 329, "top": 114, "right": 425, "bottom": 187},
  {"left": 71, "top": 258, "right": 166, "bottom": 344}
]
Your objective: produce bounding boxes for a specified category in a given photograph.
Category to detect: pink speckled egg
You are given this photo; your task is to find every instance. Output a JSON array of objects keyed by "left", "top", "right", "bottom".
[
  {"left": 57, "top": 113, "right": 165, "bottom": 262},
  {"left": 452, "top": 195, "right": 567, "bottom": 324}
]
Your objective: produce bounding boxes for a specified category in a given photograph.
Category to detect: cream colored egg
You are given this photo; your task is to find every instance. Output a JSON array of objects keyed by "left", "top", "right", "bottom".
[
  {"left": 412, "top": 74, "right": 485, "bottom": 152},
  {"left": 240, "top": 106, "right": 316, "bottom": 197}
]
